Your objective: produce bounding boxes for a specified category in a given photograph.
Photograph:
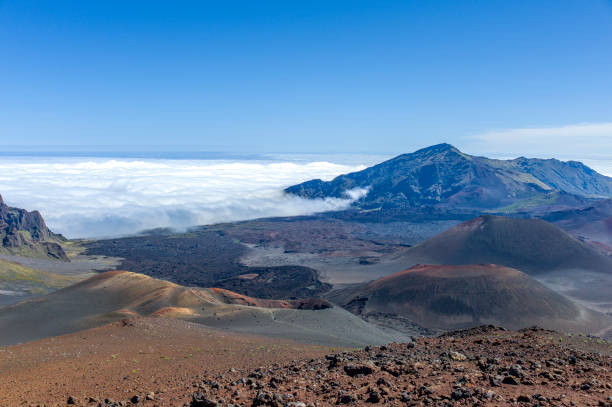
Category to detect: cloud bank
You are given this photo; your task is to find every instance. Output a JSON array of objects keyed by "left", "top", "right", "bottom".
[
  {"left": 0, "top": 158, "right": 366, "bottom": 238},
  {"left": 463, "top": 122, "right": 612, "bottom": 159}
]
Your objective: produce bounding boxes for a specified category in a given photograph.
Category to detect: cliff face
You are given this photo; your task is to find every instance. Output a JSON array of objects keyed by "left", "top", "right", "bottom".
[{"left": 0, "top": 194, "right": 68, "bottom": 261}]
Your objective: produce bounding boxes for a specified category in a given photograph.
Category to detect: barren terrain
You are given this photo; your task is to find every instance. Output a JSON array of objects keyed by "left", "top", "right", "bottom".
[
  {"left": 0, "top": 270, "right": 406, "bottom": 348},
  {"left": 2, "top": 323, "right": 610, "bottom": 406},
  {"left": 0, "top": 317, "right": 332, "bottom": 406},
  {"left": 328, "top": 264, "right": 612, "bottom": 338},
  {"left": 182, "top": 326, "right": 612, "bottom": 407}
]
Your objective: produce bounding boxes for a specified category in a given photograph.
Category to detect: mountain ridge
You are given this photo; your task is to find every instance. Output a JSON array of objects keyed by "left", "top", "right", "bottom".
[{"left": 285, "top": 144, "right": 612, "bottom": 212}]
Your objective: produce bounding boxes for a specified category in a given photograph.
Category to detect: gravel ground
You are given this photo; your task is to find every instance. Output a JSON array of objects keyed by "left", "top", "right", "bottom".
[
  {"left": 3, "top": 323, "right": 610, "bottom": 406},
  {"left": 0, "top": 317, "right": 332, "bottom": 406},
  {"left": 181, "top": 326, "right": 612, "bottom": 407}
]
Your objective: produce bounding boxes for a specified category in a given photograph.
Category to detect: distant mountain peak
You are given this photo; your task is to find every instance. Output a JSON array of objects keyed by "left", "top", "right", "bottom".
[
  {"left": 403, "top": 143, "right": 462, "bottom": 158},
  {"left": 416, "top": 142, "right": 458, "bottom": 152},
  {"left": 285, "top": 144, "right": 612, "bottom": 212}
]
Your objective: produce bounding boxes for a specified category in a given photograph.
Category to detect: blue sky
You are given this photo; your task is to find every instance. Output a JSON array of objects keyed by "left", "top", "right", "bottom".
[{"left": 1, "top": 0, "right": 611, "bottom": 155}]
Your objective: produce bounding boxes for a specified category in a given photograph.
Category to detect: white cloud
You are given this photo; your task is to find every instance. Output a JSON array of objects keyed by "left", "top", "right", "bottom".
[
  {"left": 344, "top": 187, "right": 370, "bottom": 200},
  {"left": 463, "top": 122, "right": 612, "bottom": 162},
  {"left": 0, "top": 158, "right": 365, "bottom": 238}
]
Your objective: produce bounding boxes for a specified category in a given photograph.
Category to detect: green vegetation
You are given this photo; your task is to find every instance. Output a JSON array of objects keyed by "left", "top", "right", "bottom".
[
  {"left": 0, "top": 258, "right": 76, "bottom": 295},
  {"left": 0, "top": 232, "right": 68, "bottom": 260},
  {"left": 60, "top": 239, "right": 87, "bottom": 259},
  {"left": 167, "top": 232, "right": 199, "bottom": 239},
  {"left": 490, "top": 191, "right": 562, "bottom": 214}
]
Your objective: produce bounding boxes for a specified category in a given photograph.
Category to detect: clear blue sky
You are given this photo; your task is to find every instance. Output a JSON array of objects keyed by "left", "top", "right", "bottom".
[{"left": 1, "top": 0, "right": 611, "bottom": 154}]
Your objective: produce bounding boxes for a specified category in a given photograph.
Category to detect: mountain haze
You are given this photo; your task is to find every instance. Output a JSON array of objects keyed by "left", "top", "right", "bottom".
[{"left": 544, "top": 198, "right": 612, "bottom": 251}]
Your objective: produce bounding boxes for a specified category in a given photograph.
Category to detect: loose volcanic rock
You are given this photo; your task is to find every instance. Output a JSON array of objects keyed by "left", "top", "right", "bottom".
[
  {"left": 343, "top": 362, "right": 376, "bottom": 377},
  {"left": 65, "top": 325, "right": 611, "bottom": 406}
]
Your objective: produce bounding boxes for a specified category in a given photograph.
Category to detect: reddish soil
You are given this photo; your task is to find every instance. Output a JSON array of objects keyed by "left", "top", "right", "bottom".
[
  {"left": 370, "top": 264, "right": 514, "bottom": 284},
  {"left": 2, "top": 324, "right": 611, "bottom": 406},
  {"left": 210, "top": 287, "right": 331, "bottom": 310},
  {"left": 0, "top": 318, "right": 331, "bottom": 406}
]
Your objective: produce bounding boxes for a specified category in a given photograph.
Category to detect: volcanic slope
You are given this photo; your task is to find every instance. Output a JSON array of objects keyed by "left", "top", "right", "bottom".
[
  {"left": 329, "top": 264, "right": 612, "bottom": 336},
  {"left": 397, "top": 215, "right": 612, "bottom": 275},
  {"left": 84, "top": 230, "right": 331, "bottom": 300},
  {"left": 544, "top": 198, "right": 612, "bottom": 252},
  {"left": 0, "top": 270, "right": 406, "bottom": 347},
  {"left": 0, "top": 258, "right": 78, "bottom": 307},
  {"left": 285, "top": 143, "right": 612, "bottom": 212}
]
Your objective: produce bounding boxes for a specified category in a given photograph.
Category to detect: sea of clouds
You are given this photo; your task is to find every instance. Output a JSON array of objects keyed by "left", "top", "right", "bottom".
[
  {"left": 2, "top": 153, "right": 611, "bottom": 240},
  {"left": 0, "top": 158, "right": 368, "bottom": 238}
]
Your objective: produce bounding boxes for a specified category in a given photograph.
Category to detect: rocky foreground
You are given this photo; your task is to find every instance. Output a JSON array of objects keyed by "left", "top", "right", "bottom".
[{"left": 70, "top": 326, "right": 610, "bottom": 407}]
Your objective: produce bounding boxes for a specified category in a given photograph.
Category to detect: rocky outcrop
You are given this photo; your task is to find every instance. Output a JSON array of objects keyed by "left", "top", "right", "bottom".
[{"left": 0, "top": 194, "right": 68, "bottom": 261}]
